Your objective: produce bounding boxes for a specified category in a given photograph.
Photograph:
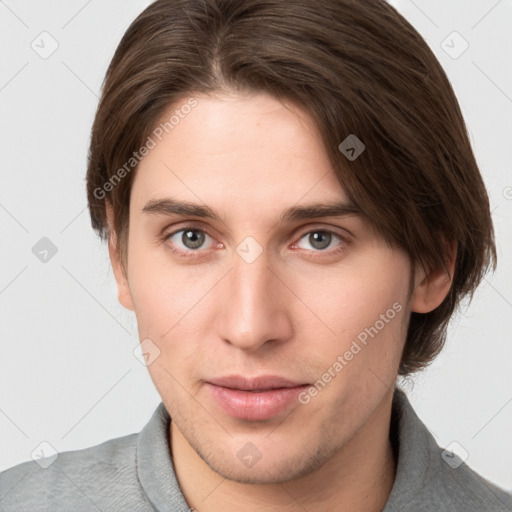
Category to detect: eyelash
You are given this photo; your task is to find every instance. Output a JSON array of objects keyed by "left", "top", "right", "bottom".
[{"left": 162, "top": 225, "right": 349, "bottom": 259}]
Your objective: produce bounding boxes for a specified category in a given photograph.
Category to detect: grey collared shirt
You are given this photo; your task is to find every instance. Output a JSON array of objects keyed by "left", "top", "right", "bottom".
[{"left": 1, "top": 389, "right": 511, "bottom": 511}]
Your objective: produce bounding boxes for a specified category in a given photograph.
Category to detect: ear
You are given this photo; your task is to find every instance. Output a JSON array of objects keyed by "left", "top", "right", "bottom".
[
  {"left": 411, "top": 240, "right": 457, "bottom": 314},
  {"left": 106, "top": 204, "right": 135, "bottom": 311}
]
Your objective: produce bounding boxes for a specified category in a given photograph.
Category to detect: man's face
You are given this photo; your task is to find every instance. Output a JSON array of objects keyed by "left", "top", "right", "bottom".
[{"left": 116, "top": 91, "right": 413, "bottom": 484}]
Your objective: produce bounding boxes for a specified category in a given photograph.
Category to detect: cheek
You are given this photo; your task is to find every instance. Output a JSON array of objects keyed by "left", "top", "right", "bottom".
[
  {"left": 125, "top": 237, "right": 222, "bottom": 347},
  {"left": 127, "top": 256, "right": 207, "bottom": 394},
  {"left": 342, "top": 275, "right": 406, "bottom": 339},
  {"left": 287, "top": 252, "right": 411, "bottom": 392},
  {"left": 125, "top": 236, "right": 179, "bottom": 339},
  {"left": 293, "top": 255, "right": 408, "bottom": 341}
]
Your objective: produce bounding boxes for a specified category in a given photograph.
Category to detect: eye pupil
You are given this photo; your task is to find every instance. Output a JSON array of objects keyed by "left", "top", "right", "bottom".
[
  {"left": 309, "top": 231, "right": 331, "bottom": 250},
  {"left": 182, "top": 230, "right": 204, "bottom": 249}
]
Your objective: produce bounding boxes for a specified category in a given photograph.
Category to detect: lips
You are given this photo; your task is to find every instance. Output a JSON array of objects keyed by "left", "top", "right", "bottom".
[
  {"left": 208, "top": 375, "right": 306, "bottom": 391},
  {"left": 205, "top": 375, "right": 309, "bottom": 421}
]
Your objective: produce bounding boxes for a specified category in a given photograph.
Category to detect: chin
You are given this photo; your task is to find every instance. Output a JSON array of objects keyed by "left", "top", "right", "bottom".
[{"left": 196, "top": 442, "right": 329, "bottom": 485}]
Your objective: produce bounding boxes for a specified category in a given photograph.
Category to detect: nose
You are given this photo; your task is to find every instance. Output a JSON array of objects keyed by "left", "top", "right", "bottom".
[{"left": 216, "top": 248, "right": 294, "bottom": 351}]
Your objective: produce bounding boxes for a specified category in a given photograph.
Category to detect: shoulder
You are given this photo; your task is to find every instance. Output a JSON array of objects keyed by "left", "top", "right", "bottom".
[
  {"left": 385, "top": 389, "right": 512, "bottom": 512},
  {"left": 434, "top": 455, "right": 512, "bottom": 511},
  {"left": 0, "top": 433, "right": 151, "bottom": 512},
  {"left": 403, "top": 440, "right": 512, "bottom": 512}
]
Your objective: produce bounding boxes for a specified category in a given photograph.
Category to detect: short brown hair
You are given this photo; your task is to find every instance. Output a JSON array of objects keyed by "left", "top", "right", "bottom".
[{"left": 86, "top": 0, "right": 496, "bottom": 375}]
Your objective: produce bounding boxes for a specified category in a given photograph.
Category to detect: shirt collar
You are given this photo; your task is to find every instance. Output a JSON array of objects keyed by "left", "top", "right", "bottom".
[
  {"left": 383, "top": 388, "right": 436, "bottom": 510},
  {"left": 137, "top": 402, "right": 190, "bottom": 511}
]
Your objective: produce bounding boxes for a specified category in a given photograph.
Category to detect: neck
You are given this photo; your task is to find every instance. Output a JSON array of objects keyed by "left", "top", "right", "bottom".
[{"left": 170, "top": 390, "right": 397, "bottom": 512}]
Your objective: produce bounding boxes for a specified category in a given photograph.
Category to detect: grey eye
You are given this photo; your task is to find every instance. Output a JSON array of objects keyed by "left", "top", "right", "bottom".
[
  {"left": 168, "top": 229, "right": 213, "bottom": 251},
  {"left": 297, "top": 231, "right": 340, "bottom": 251},
  {"left": 182, "top": 230, "right": 205, "bottom": 249}
]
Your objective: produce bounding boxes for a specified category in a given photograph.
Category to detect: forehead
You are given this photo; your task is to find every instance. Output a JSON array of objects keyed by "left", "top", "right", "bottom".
[{"left": 131, "top": 92, "right": 349, "bottom": 215}]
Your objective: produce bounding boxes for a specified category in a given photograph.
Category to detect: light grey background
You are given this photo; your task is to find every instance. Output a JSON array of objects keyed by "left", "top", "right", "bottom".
[{"left": 1, "top": 0, "right": 511, "bottom": 491}]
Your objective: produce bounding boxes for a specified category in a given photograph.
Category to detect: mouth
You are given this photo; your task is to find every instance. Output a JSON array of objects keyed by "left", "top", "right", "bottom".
[{"left": 205, "top": 375, "right": 310, "bottom": 421}]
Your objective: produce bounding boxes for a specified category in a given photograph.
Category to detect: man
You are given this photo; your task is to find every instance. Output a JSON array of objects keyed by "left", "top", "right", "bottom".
[{"left": 1, "top": 0, "right": 510, "bottom": 510}]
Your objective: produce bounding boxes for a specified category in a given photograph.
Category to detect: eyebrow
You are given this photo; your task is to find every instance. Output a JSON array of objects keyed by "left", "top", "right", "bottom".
[{"left": 142, "top": 198, "right": 362, "bottom": 224}]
